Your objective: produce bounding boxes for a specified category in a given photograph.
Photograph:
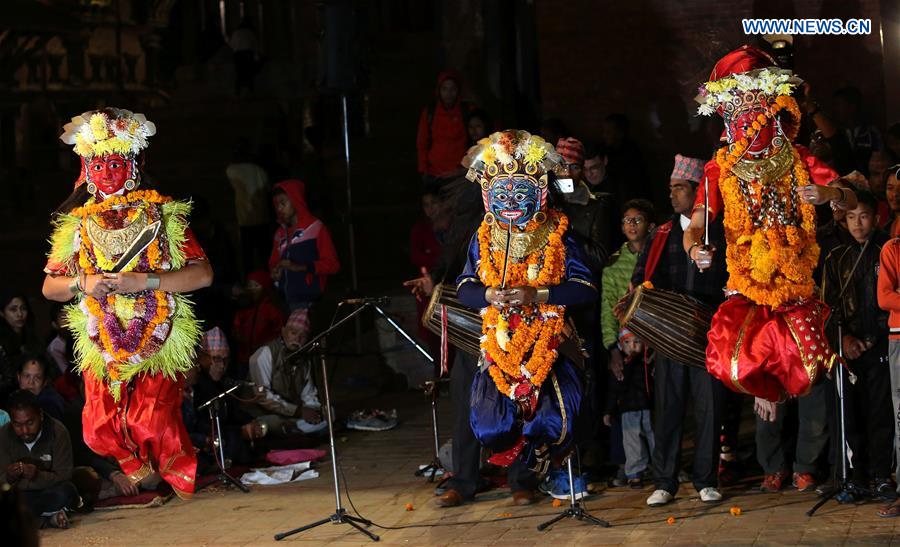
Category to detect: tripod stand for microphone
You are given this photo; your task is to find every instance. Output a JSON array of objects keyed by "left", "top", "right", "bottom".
[
  {"left": 197, "top": 385, "right": 250, "bottom": 493},
  {"left": 274, "top": 299, "right": 434, "bottom": 542},
  {"left": 807, "top": 239, "right": 869, "bottom": 516},
  {"left": 360, "top": 301, "right": 445, "bottom": 484},
  {"left": 537, "top": 454, "right": 609, "bottom": 530}
]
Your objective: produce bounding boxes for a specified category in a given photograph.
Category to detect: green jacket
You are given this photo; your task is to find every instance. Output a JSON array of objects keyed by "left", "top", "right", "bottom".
[{"left": 600, "top": 242, "right": 640, "bottom": 349}]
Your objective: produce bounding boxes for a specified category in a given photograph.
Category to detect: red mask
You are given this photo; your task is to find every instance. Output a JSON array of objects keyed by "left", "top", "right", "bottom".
[
  {"left": 729, "top": 109, "right": 776, "bottom": 155},
  {"left": 87, "top": 153, "right": 132, "bottom": 195}
]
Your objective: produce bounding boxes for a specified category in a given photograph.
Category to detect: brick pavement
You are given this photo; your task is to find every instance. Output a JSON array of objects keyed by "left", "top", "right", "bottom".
[{"left": 39, "top": 392, "right": 900, "bottom": 546}]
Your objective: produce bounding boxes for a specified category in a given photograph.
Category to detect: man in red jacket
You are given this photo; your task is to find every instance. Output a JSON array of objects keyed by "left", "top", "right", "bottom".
[{"left": 416, "top": 70, "right": 473, "bottom": 181}]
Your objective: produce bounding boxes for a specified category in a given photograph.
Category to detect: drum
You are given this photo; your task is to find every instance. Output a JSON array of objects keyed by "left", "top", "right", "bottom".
[
  {"left": 615, "top": 285, "right": 713, "bottom": 369},
  {"left": 423, "top": 283, "right": 585, "bottom": 367},
  {"left": 422, "top": 283, "right": 482, "bottom": 356}
]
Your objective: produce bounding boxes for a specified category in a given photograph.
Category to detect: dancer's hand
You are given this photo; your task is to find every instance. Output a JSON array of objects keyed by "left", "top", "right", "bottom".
[
  {"left": 84, "top": 274, "right": 116, "bottom": 299},
  {"left": 488, "top": 287, "right": 537, "bottom": 308},
  {"left": 690, "top": 245, "right": 715, "bottom": 271},
  {"left": 603, "top": 414, "right": 612, "bottom": 427},
  {"left": 842, "top": 334, "right": 867, "bottom": 360},
  {"left": 754, "top": 397, "right": 779, "bottom": 422},
  {"left": 104, "top": 272, "right": 148, "bottom": 294},
  {"left": 796, "top": 184, "right": 840, "bottom": 206}
]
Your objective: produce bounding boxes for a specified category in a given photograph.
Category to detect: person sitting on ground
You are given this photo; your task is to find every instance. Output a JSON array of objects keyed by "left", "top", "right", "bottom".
[
  {"left": 604, "top": 329, "right": 655, "bottom": 489},
  {"left": 232, "top": 270, "right": 285, "bottom": 373},
  {"left": 192, "top": 327, "right": 261, "bottom": 466},
  {"left": 16, "top": 354, "right": 65, "bottom": 422},
  {"left": 0, "top": 390, "right": 78, "bottom": 528},
  {"left": 247, "top": 310, "right": 325, "bottom": 436}
]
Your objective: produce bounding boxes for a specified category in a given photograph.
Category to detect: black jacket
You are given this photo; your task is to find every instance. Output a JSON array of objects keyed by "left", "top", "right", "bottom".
[
  {"left": 631, "top": 214, "right": 728, "bottom": 307},
  {"left": 822, "top": 230, "right": 890, "bottom": 347},
  {"left": 605, "top": 352, "right": 653, "bottom": 414}
]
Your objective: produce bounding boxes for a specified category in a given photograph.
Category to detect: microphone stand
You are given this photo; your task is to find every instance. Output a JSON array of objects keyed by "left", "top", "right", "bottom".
[
  {"left": 274, "top": 299, "right": 433, "bottom": 542},
  {"left": 198, "top": 384, "right": 250, "bottom": 493},
  {"left": 367, "top": 302, "right": 444, "bottom": 485},
  {"left": 807, "top": 238, "right": 869, "bottom": 516}
]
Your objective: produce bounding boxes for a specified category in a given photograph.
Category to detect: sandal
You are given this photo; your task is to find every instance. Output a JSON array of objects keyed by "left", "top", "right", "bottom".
[
  {"left": 42, "top": 510, "right": 69, "bottom": 529},
  {"left": 877, "top": 501, "right": 900, "bottom": 518}
]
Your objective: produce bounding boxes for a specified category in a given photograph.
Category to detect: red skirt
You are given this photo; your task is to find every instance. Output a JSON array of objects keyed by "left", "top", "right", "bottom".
[
  {"left": 82, "top": 371, "right": 197, "bottom": 498},
  {"left": 706, "top": 294, "right": 836, "bottom": 402}
]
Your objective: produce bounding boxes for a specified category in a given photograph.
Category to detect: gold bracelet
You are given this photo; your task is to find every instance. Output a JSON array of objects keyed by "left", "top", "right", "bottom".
[{"left": 535, "top": 287, "right": 550, "bottom": 303}]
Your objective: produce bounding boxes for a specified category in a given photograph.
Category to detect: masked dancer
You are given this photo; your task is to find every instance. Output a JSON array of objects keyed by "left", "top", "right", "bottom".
[
  {"left": 684, "top": 46, "right": 854, "bottom": 403},
  {"left": 42, "top": 108, "right": 212, "bottom": 499},
  {"left": 455, "top": 130, "right": 597, "bottom": 476}
]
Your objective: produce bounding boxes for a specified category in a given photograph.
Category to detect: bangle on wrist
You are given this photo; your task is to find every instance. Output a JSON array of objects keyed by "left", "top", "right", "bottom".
[
  {"left": 535, "top": 287, "right": 550, "bottom": 303},
  {"left": 146, "top": 273, "right": 161, "bottom": 290}
]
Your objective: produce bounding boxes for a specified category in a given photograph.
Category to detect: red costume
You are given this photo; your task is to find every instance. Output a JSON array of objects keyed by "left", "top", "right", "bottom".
[
  {"left": 694, "top": 47, "right": 839, "bottom": 401},
  {"left": 46, "top": 109, "right": 208, "bottom": 498}
]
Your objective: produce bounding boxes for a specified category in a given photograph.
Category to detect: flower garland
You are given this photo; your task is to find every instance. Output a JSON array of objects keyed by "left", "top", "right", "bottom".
[
  {"left": 71, "top": 189, "right": 170, "bottom": 218},
  {"left": 75, "top": 191, "right": 169, "bottom": 275},
  {"left": 697, "top": 68, "right": 798, "bottom": 116},
  {"left": 476, "top": 210, "right": 568, "bottom": 401},
  {"left": 477, "top": 212, "right": 568, "bottom": 287},
  {"left": 85, "top": 291, "right": 170, "bottom": 362},
  {"left": 716, "top": 95, "right": 818, "bottom": 308}
]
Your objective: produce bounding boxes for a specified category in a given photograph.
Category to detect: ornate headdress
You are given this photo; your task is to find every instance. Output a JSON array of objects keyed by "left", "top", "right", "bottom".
[
  {"left": 462, "top": 129, "right": 564, "bottom": 216},
  {"left": 695, "top": 45, "right": 802, "bottom": 133},
  {"left": 60, "top": 108, "right": 156, "bottom": 159}
]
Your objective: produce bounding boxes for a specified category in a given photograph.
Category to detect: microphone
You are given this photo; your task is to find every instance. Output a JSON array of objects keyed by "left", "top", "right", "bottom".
[{"left": 341, "top": 296, "right": 390, "bottom": 305}]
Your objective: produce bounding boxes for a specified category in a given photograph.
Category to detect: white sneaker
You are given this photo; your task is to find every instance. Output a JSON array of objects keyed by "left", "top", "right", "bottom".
[
  {"left": 699, "top": 487, "right": 722, "bottom": 503},
  {"left": 646, "top": 489, "right": 674, "bottom": 506}
]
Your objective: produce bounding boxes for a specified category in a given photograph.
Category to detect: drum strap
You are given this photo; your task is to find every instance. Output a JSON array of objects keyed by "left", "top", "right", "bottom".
[{"left": 644, "top": 221, "right": 672, "bottom": 283}]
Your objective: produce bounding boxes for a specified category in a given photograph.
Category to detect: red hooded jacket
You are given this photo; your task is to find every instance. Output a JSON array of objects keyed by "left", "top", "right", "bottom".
[
  {"left": 416, "top": 70, "right": 471, "bottom": 177},
  {"left": 269, "top": 180, "right": 340, "bottom": 304}
]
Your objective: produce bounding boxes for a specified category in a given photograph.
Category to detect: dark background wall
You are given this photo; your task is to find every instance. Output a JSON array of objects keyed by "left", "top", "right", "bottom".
[{"left": 1, "top": 0, "right": 896, "bottom": 323}]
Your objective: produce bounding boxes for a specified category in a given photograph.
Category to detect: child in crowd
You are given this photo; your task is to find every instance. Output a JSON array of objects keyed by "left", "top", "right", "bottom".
[
  {"left": 600, "top": 199, "right": 655, "bottom": 488},
  {"left": 823, "top": 189, "right": 895, "bottom": 500},
  {"left": 604, "top": 329, "right": 654, "bottom": 489}
]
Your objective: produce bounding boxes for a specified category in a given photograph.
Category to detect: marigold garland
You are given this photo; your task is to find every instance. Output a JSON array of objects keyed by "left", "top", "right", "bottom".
[
  {"left": 71, "top": 189, "right": 170, "bottom": 218},
  {"left": 716, "top": 95, "right": 819, "bottom": 308},
  {"left": 477, "top": 210, "right": 568, "bottom": 400}
]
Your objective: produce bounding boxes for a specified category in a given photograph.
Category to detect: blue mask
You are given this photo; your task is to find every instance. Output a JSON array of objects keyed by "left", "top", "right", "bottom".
[{"left": 487, "top": 175, "right": 540, "bottom": 226}]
